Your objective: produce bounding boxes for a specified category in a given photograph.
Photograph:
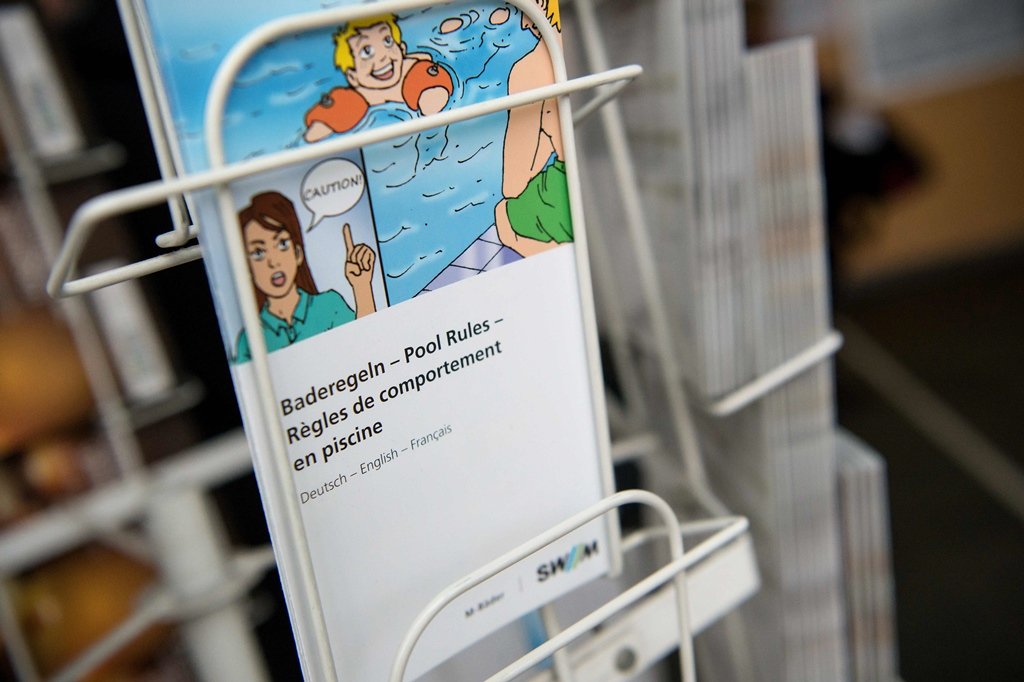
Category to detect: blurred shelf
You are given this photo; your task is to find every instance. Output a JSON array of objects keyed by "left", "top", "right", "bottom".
[
  {"left": 0, "top": 429, "right": 250, "bottom": 575},
  {"left": 39, "top": 141, "right": 126, "bottom": 185}
]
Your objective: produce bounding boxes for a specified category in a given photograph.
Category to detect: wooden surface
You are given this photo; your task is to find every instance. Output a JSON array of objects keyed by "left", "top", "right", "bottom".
[{"left": 841, "top": 70, "right": 1024, "bottom": 283}]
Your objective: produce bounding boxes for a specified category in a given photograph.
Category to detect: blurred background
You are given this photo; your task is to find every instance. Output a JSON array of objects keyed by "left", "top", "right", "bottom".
[
  {"left": 754, "top": 2, "right": 1024, "bottom": 679},
  {"left": 0, "top": 0, "right": 1021, "bottom": 679}
]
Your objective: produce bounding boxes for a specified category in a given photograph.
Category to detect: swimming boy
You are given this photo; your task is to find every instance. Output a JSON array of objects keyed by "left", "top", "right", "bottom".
[
  {"left": 494, "top": 0, "right": 572, "bottom": 257},
  {"left": 304, "top": 14, "right": 454, "bottom": 143}
]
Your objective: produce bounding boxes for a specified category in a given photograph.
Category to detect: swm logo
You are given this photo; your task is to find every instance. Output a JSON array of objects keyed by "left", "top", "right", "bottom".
[{"left": 536, "top": 540, "right": 599, "bottom": 582}]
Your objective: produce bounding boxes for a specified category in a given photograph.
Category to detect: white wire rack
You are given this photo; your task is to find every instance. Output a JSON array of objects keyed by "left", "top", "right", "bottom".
[
  {"left": 394, "top": 490, "right": 700, "bottom": 682},
  {"left": 30, "top": 1, "right": 772, "bottom": 680},
  {"left": 564, "top": 5, "right": 853, "bottom": 681},
  {"left": 564, "top": 0, "right": 844, "bottom": 460}
]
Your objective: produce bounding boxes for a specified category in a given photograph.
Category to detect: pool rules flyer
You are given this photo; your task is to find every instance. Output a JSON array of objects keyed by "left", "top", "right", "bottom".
[{"left": 133, "top": 0, "right": 614, "bottom": 678}]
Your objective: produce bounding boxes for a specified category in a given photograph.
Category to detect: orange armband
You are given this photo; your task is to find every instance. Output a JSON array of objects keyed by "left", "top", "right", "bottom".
[
  {"left": 402, "top": 60, "right": 454, "bottom": 111},
  {"left": 305, "top": 88, "right": 371, "bottom": 134}
]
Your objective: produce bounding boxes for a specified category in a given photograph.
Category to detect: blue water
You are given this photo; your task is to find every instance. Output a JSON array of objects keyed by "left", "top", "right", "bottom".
[{"left": 144, "top": 0, "right": 535, "bottom": 304}]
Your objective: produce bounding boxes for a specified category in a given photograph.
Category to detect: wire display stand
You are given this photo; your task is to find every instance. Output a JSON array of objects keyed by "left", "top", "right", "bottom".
[
  {"left": 21, "top": 1, "right": 833, "bottom": 680},
  {"left": 393, "top": 490, "right": 698, "bottom": 682}
]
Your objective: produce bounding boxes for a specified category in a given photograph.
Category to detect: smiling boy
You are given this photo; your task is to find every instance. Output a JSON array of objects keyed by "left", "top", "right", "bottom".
[{"left": 304, "top": 15, "right": 454, "bottom": 143}]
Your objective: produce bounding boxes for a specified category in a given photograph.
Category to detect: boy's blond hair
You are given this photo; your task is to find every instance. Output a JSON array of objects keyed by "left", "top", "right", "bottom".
[
  {"left": 333, "top": 14, "right": 402, "bottom": 73},
  {"left": 537, "top": 0, "right": 560, "bottom": 31}
]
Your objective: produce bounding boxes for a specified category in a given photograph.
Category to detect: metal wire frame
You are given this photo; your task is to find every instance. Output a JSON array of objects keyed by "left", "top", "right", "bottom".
[
  {"left": 41, "top": 1, "right": 650, "bottom": 679},
  {"left": 202, "top": 2, "right": 628, "bottom": 676},
  {"left": 42, "top": 60, "right": 640, "bottom": 300},
  {"left": 38, "top": 1, "right": 771, "bottom": 679},
  {"left": 389, "top": 490, "right": 703, "bottom": 682},
  {"left": 703, "top": 330, "right": 843, "bottom": 417}
]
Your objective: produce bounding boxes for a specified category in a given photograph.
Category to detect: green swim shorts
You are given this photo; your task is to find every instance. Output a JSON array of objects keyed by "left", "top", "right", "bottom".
[{"left": 505, "top": 159, "right": 574, "bottom": 244}]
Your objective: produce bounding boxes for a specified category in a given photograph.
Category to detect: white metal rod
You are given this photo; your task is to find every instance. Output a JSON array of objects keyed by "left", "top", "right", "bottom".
[
  {"left": 494, "top": 515, "right": 752, "bottom": 682},
  {"left": 517, "top": 516, "right": 750, "bottom": 678},
  {"left": 839, "top": 319, "right": 1024, "bottom": 524},
  {"left": 128, "top": 378, "right": 205, "bottom": 430},
  {"left": 48, "top": 65, "right": 639, "bottom": 299},
  {"left": 61, "top": 245, "right": 204, "bottom": 297},
  {"left": 488, "top": 557, "right": 691, "bottom": 682},
  {"left": 620, "top": 527, "right": 670, "bottom": 555},
  {"left": 620, "top": 515, "right": 748, "bottom": 555},
  {"left": 680, "top": 516, "right": 748, "bottom": 539},
  {"left": 41, "top": 142, "right": 125, "bottom": 185},
  {"left": 573, "top": 0, "right": 710, "bottom": 491},
  {"left": 673, "top": 518, "right": 749, "bottom": 570},
  {"left": 389, "top": 489, "right": 694, "bottom": 682},
  {"left": 572, "top": 78, "right": 633, "bottom": 124},
  {"left": 525, "top": 521, "right": 756, "bottom": 682},
  {"left": 146, "top": 488, "right": 269, "bottom": 682},
  {"left": 506, "top": 518, "right": 749, "bottom": 682},
  {"left": 0, "top": 430, "right": 250, "bottom": 576},
  {"left": 610, "top": 432, "right": 661, "bottom": 462},
  {"left": 704, "top": 330, "right": 843, "bottom": 417},
  {"left": 153, "top": 428, "right": 252, "bottom": 488},
  {"left": 208, "top": 96, "right": 336, "bottom": 682},
  {"left": 114, "top": 0, "right": 192, "bottom": 247},
  {"left": 0, "top": 476, "right": 145, "bottom": 575}
]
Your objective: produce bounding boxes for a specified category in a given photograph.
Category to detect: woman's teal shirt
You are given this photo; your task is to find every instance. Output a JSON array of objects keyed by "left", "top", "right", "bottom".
[{"left": 235, "top": 288, "right": 355, "bottom": 362}]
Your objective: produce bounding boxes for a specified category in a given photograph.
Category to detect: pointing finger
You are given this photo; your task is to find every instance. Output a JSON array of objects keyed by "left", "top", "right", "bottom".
[{"left": 343, "top": 223, "right": 355, "bottom": 256}]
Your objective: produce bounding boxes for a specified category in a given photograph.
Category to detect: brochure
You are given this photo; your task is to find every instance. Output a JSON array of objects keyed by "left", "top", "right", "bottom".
[{"left": 131, "top": 1, "right": 613, "bottom": 679}]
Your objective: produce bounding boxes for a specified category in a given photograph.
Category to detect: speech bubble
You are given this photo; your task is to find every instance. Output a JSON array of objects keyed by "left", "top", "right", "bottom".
[{"left": 301, "top": 158, "right": 366, "bottom": 230}]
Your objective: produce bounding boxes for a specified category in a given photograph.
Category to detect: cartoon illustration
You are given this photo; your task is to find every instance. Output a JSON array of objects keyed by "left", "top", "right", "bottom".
[
  {"left": 304, "top": 14, "right": 455, "bottom": 143},
  {"left": 494, "top": 0, "right": 572, "bottom": 257},
  {"left": 150, "top": 2, "right": 575, "bottom": 326},
  {"left": 235, "top": 191, "right": 376, "bottom": 361}
]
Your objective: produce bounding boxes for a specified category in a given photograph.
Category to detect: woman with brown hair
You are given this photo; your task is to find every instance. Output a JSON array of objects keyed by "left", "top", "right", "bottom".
[{"left": 235, "top": 191, "right": 376, "bottom": 362}]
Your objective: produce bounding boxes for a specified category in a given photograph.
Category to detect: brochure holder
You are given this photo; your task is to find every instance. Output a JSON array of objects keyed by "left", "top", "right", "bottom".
[
  {"left": 567, "top": 0, "right": 844, "bottom": 464},
  {"left": 567, "top": 4, "right": 846, "bottom": 679},
  {"left": 391, "top": 489, "right": 750, "bottom": 682},
  {"left": 39, "top": 1, "right": 760, "bottom": 679}
]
